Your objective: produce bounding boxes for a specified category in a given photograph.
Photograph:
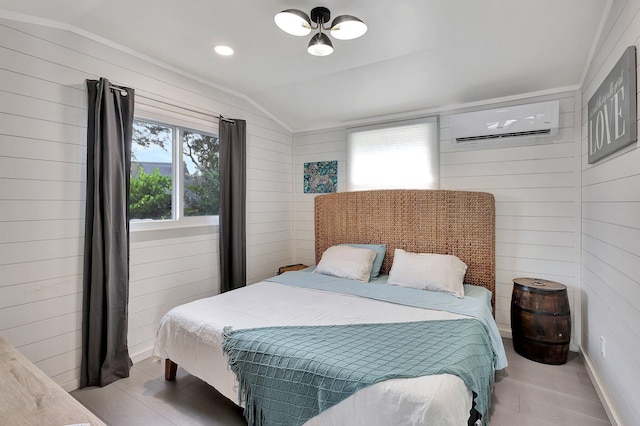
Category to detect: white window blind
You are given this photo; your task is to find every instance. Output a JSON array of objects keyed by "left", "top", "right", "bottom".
[{"left": 347, "top": 117, "right": 439, "bottom": 191}]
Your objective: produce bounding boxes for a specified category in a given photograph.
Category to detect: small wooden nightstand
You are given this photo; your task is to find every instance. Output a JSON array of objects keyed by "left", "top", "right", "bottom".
[
  {"left": 511, "top": 277, "right": 571, "bottom": 365},
  {"left": 277, "top": 263, "right": 308, "bottom": 275}
]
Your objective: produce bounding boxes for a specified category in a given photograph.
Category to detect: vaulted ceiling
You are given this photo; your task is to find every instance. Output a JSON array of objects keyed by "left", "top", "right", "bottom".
[{"left": 0, "top": 0, "right": 610, "bottom": 131}]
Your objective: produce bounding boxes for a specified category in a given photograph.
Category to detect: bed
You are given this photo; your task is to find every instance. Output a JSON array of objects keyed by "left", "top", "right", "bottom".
[{"left": 152, "top": 189, "right": 507, "bottom": 426}]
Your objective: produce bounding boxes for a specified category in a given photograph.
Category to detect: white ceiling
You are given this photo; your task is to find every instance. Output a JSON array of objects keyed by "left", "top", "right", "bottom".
[{"left": 0, "top": 0, "right": 610, "bottom": 132}]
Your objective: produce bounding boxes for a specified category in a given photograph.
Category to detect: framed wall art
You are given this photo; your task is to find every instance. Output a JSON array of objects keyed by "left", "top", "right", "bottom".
[{"left": 304, "top": 161, "right": 337, "bottom": 193}]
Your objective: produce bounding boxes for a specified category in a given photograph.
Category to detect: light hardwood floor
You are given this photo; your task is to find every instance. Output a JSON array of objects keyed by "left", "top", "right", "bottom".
[{"left": 71, "top": 338, "right": 611, "bottom": 425}]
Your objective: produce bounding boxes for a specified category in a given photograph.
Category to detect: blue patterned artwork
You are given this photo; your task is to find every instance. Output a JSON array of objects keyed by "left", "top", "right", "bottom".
[{"left": 304, "top": 161, "right": 337, "bottom": 193}]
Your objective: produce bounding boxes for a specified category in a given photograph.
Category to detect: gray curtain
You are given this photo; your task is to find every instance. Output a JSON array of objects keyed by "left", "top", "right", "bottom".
[
  {"left": 81, "top": 78, "right": 134, "bottom": 387},
  {"left": 219, "top": 118, "right": 247, "bottom": 292}
]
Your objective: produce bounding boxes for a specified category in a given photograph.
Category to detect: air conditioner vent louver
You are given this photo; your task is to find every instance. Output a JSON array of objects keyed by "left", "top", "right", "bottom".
[
  {"left": 456, "top": 129, "right": 551, "bottom": 143},
  {"left": 450, "top": 101, "right": 559, "bottom": 145}
]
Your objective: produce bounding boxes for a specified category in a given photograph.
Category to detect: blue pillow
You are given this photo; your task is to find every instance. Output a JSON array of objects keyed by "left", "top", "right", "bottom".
[{"left": 340, "top": 244, "right": 386, "bottom": 279}]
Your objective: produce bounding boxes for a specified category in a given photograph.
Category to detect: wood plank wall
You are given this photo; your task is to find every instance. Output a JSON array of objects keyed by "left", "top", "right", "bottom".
[
  {"left": 579, "top": 0, "right": 640, "bottom": 424},
  {"left": 293, "top": 92, "right": 582, "bottom": 350},
  {"left": 439, "top": 93, "right": 582, "bottom": 347},
  {"left": 293, "top": 130, "right": 348, "bottom": 265},
  {"left": 0, "top": 18, "right": 293, "bottom": 391}
]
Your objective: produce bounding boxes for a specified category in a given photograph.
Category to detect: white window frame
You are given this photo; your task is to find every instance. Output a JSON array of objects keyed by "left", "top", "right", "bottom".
[
  {"left": 346, "top": 116, "right": 440, "bottom": 191},
  {"left": 130, "top": 115, "right": 219, "bottom": 232}
]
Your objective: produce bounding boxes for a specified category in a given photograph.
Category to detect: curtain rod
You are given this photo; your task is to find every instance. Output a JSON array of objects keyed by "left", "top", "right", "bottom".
[
  {"left": 107, "top": 83, "right": 128, "bottom": 92},
  {"left": 94, "top": 80, "right": 236, "bottom": 124},
  {"left": 219, "top": 115, "right": 236, "bottom": 124},
  {"left": 135, "top": 92, "right": 235, "bottom": 124},
  {"left": 94, "top": 80, "right": 130, "bottom": 96}
]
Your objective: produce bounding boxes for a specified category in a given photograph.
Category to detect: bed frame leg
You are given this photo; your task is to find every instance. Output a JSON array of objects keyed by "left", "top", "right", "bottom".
[{"left": 165, "top": 359, "right": 178, "bottom": 381}]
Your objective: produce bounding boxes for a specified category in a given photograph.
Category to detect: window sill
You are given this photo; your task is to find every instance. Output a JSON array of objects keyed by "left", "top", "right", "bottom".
[
  {"left": 131, "top": 216, "right": 219, "bottom": 232},
  {"left": 130, "top": 217, "right": 219, "bottom": 243}
]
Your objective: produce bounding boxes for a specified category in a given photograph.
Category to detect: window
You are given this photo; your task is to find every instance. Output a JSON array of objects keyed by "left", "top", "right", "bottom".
[
  {"left": 130, "top": 119, "right": 219, "bottom": 225},
  {"left": 347, "top": 117, "right": 439, "bottom": 191}
]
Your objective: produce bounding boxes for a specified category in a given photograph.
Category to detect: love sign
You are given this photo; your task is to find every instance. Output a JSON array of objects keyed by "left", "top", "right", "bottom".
[{"left": 588, "top": 46, "right": 637, "bottom": 164}]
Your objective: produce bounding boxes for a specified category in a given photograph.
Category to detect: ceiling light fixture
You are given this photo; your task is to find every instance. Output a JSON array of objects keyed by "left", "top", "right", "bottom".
[
  {"left": 274, "top": 6, "right": 367, "bottom": 56},
  {"left": 214, "top": 44, "right": 234, "bottom": 56}
]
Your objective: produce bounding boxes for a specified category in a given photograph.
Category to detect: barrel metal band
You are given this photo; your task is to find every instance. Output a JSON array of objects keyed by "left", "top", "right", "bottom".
[{"left": 512, "top": 305, "right": 568, "bottom": 317}]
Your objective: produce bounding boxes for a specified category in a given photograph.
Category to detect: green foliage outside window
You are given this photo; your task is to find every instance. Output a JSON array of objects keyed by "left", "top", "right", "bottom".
[
  {"left": 183, "top": 130, "right": 220, "bottom": 216},
  {"left": 129, "top": 120, "right": 219, "bottom": 221},
  {"left": 129, "top": 168, "right": 172, "bottom": 220}
]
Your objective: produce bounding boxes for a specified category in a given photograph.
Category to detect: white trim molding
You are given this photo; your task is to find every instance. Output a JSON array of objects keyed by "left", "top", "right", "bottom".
[{"left": 580, "top": 346, "right": 622, "bottom": 426}]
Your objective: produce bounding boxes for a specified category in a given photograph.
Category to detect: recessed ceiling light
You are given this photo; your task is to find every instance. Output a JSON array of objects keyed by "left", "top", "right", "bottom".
[{"left": 214, "top": 45, "right": 234, "bottom": 56}]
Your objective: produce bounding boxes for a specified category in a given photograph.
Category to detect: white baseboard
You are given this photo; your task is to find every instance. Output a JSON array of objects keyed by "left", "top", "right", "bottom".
[
  {"left": 61, "top": 378, "right": 80, "bottom": 392},
  {"left": 58, "top": 347, "right": 155, "bottom": 393},
  {"left": 498, "top": 324, "right": 512, "bottom": 340},
  {"left": 130, "top": 346, "right": 154, "bottom": 364},
  {"left": 580, "top": 346, "right": 622, "bottom": 426}
]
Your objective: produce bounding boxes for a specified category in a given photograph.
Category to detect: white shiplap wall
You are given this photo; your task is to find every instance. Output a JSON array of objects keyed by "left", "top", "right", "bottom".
[
  {"left": 0, "top": 17, "right": 293, "bottom": 391},
  {"left": 579, "top": 0, "right": 640, "bottom": 424},
  {"left": 293, "top": 129, "right": 347, "bottom": 266},
  {"left": 293, "top": 92, "right": 582, "bottom": 348},
  {"left": 128, "top": 228, "right": 220, "bottom": 359},
  {"left": 440, "top": 93, "right": 582, "bottom": 346}
]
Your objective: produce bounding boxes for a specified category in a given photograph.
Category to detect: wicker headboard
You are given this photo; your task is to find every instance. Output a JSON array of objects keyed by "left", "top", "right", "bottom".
[{"left": 314, "top": 190, "right": 496, "bottom": 309}]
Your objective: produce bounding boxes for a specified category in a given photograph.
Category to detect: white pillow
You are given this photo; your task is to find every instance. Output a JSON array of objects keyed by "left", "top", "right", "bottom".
[
  {"left": 387, "top": 249, "right": 467, "bottom": 298},
  {"left": 314, "top": 245, "right": 377, "bottom": 282}
]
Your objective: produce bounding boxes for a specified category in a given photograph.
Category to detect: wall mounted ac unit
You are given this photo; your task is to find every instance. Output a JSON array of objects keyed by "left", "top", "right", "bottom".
[{"left": 450, "top": 100, "right": 560, "bottom": 143}]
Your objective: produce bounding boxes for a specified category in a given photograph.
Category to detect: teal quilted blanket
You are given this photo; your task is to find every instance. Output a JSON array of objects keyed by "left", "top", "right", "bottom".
[
  {"left": 268, "top": 271, "right": 507, "bottom": 370},
  {"left": 222, "top": 318, "right": 495, "bottom": 426}
]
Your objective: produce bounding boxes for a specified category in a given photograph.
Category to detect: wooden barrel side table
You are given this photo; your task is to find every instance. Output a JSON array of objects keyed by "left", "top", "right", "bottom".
[{"left": 511, "top": 277, "right": 571, "bottom": 364}]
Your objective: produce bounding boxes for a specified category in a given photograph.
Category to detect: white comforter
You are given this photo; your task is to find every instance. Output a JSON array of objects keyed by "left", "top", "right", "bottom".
[{"left": 152, "top": 280, "right": 475, "bottom": 425}]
